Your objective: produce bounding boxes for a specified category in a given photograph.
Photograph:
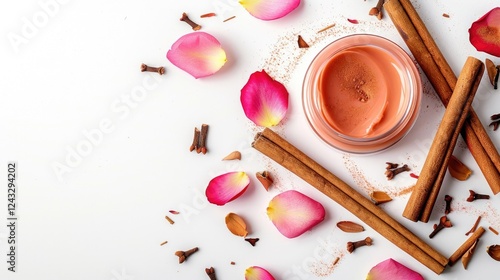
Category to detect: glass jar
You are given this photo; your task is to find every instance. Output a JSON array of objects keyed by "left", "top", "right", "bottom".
[{"left": 302, "top": 34, "right": 422, "bottom": 154}]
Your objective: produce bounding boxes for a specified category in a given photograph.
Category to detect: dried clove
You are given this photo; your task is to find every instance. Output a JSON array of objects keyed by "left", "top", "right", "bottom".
[
  {"left": 429, "top": 216, "right": 452, "bottom": 238},
  {"left": 205, "top": 267, "right": 217, "bottom": 280},
  {"left": 490, "top": 114, "right": 500, "bottom": 131},
  {"left": 190, "top": 127, "right": 200, "bottom": 152},
  {"left": 385, "top": 164, "right": 410, "bottom": 180},
  {"left": 175, "top": 247, "right": 199, "bottom": 263},
  {"left": 466, "top": 190, "right": 490, "bottom": 202},
  {"left": 346, "top": 237, "right": 372, "bottom": 253},
  {"left": 385, "top": 162, "right": 399, "bottom": 169},
  {"left": 180, "top": 12, "right": 201, "bottom": 31},
  {"left": 197, "top": 124, "right": 209, "bottom": 154},
  {"left": 245, "top": 238, "right": 259, "bottom": 246},
  {"left": 140, "top": 63, "right": 165, "bottom": 75},
  {"left": 369, "top": 0, "right": 385, "bottom": 20},
  {"left": 444, "top": 195, "right": 452, "bottom": 214}
]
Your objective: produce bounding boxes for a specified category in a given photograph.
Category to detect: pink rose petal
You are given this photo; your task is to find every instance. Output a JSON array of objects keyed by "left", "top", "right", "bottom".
[
  {"left": 245, "top": 266, "right": 276, "bottom": 280},
  {"left": 366, "top": 258, "right": 423, "bottom": 280},
  {"left": 240, "top": 0, "right": 300, "bottom": 21},
  {"left": 166, "top": 32, "right": 227, "bottom": 78},
  {"left": 240, "top": 70, "right": 289, "bottom": 127},
  {"left": 267, "top": 190, "right": 325, "bottom": 238},
  {"left": 469, "top": 7, "right": 500, "bottom": 57},
  {"left": 206, "top": 172, "right": 250, "bottom": 206}
]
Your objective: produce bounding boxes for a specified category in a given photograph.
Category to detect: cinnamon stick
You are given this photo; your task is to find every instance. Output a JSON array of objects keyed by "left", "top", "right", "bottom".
[
  {"left": 404, "top": 57, "right": 484, "bottom": 222},
  {"left": 448, "top": 226, "right": 485, "bottom": 266},
  {"left": 385, "top": 0, "right": 500, "bottom": 195},
  {"left": 252, "top": 128, "right": 448, "bottom": 274}
]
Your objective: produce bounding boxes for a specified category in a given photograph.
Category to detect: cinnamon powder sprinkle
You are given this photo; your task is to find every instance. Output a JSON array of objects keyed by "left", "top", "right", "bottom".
[
  {"left": 223, "top": 16, "right": 236, "bottom": 22},
  {"left": 490, "top": 226, "right": 499, "bottom": 235}
]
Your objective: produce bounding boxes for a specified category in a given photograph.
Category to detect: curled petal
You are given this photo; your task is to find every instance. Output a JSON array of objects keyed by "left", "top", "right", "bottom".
[
  {"left": 166, "top": 32, "right": 227, "bottom": 78},
  {"left": 469, "top": 7, "right": 500, "bottom": 57},
  {"left": 267, "top": 190, "right": 325, "bottom": 238},
  {"left": 241, "top": 70, "right": 289, "bottom": 127},
  {"left": 206, "top": 172, "right": 250, "bottom": 206},
  {"left": 245, "top": 266, "right": 275, "bottom": 280},
  {"left": 240, "top": 0, "right": 300, "bottom": 20},
  {"left": 366, "top": 258, "right": 423, "bottom": 280}
]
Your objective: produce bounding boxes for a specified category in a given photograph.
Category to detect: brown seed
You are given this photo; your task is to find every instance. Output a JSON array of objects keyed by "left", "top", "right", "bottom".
[
  {"left": 336, "top": 221, "right": 365, "bottom": 233},
  {"left": 487, "top": 245, "right": 500, "bottom": 261},
  {"left": 256, "top": 171, "right": 273, "bottom": 191},
  {"left": 297, "top": 35, "right": 310, "bottom": 48},
  {"left": 370, "top": 191, "right": 392, "bottom": 205},
  {"left": 222, "top": 151, "right": 241, "bottom": 161},
  {"left": 225, "top": 212, "right": 248, "bottom": 237},
  {"left": 448, "top": 155, "right": 472, "bottom": 181}
]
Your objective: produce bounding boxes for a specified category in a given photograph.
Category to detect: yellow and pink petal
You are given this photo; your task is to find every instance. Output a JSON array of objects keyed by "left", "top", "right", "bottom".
[
  {"left": 166, "top": 32, "right": 227, "bottom": 78},
  {"left": 240, "top": 70, "right": 289, "bottom": 127},
  {"left": 366, "top": 258, "right": 423, "bottom": 280},
  {"left": 469, "top": 7, "right": 500, "bottom": 57},
  {"left": 205, "top": 171, "right": 250, "bottom": 206},
  {"left": 240, "top": 0, "right": 300, "bottom": 21},
  {"left": 267, "top": 190, "right": 325, "bottom": 238},
  {"left": 245, "top": 266, "right": 275, "bottom": 280}
]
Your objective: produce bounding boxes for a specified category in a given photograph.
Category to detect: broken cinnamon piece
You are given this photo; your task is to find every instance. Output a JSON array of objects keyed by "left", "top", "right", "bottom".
[{"left": 297, "top": 35, "right": 310, "bottom": 48}]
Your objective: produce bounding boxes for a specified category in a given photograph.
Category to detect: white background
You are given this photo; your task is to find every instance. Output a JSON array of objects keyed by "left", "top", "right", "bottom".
[{"left": 1, "top": 0, "right": 500, "bottom": 279}]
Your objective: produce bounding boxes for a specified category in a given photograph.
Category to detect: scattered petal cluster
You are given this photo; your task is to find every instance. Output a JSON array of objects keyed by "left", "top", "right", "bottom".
[
  {"left": 366, "top": 258, "right": 423, "bottom": 280},
  {"left": 240, "top": 0, "right": 300, "bottom": 21},
  {"left": 205, "top": 172, "right": 250, "bottom": 205},
  {"left": 267, "top": 190, "right": 325, "bottom": 238},
  {"left": 245, "top": 266, "right": 276, "bottom": 280},
  {"left": 469, "top": 7, "right": 500, "bottom": 57},
  {"left": 167, "top": 32, "right": 227, "bottom": 78},
  {"left": 241, "top": 70, "right": 289, "bottom": 127}
]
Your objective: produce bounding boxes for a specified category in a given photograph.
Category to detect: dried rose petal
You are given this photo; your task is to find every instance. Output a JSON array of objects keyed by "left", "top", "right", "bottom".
[
  {"left": 245, "top": 266, "right": 276, "bottom": 280},
  {"left": 166, "top": 32, "right": 227, "bottom": 78},
  {"left": 366, "top": 258, "right": 423, "bottom": 280},
  {"left": 239, "top": 0, "right": 300, "bottom": 21},
  {"left": 205, "top": 172, "right": 250, "bottom": 206},
  {"left": 240, "top": 70, "right": 289, "bottom": 127},
  {"left": 469, "top": 7, "right": 500, "bottom": 57},
  {"left": 347, "top": 18, "right": 359, "bottom": 24},
  {"left": 267, "top": 190, "right": 325, "bottom": 238}
]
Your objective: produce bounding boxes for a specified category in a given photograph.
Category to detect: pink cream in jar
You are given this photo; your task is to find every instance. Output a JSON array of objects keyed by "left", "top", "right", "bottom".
[{"left": 303, "top": 34, "right": 422, "bottom": 154}]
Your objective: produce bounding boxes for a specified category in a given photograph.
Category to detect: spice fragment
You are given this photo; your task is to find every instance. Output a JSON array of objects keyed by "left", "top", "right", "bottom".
[
  {"left": 385, "top": 164, "right": 410, "bottom": 180},
  {"left": 201, "top": 13, "right": 216, "bottom": 18},
  {"left": 317, "top": 23, "right": 335, "bottom": 33},
  {"left": 223, "top": 16, "right": 236, "bottom": 22},
  {"left": 489, "top": 226, "right": 499, "bottom": 235},
  {"left": 485, "top": 59, "right": 499, "bottom": 89},
  {"left": 222, "top": 151, "right": 241, "bottom": 161},
  {"left": 487, "top": 245, "right": 500, "bottom": 261},
  {"left": 461, "top": 239, "right": 478, "bottom": 269},
  {"left": 369, "top": 0, "right": 384, "bottom": 20},
  {"left": 370, "top": 191, "right": 392, "bottom": 205},
  {"left": 465, "top": 216, "right": 481, "bottom": 236},
  {"left": 160, "top": 241, "right": 168, "bottom": 246},
  {"left": 245, "top": 238, "right": 259, "bottom": 246},
  {"left": 256, "top": 171, "right": 273, "bottom": 191},
  {"left": 490, "top": 114, "right": 500, "bottom": 131},
  {"left": 297, "top": 35, "right": 309, "bottom": 48},
  {"left": 444, "top": 195, "right": 452, "bottom": 215},
  {"left": 165, "top": 215, "right": 175, "bottom": 225}
]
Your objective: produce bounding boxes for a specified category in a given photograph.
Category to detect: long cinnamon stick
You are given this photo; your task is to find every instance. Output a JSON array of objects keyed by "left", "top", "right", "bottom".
[
  {"left": 252, "top": 128, "right": 448, "bottom": 274},
  {"left": 385, "top": 0, "right": 500, "bottom": 195},
  {"left": 404, "top": 57, "right": 484, "bottom": 222}
]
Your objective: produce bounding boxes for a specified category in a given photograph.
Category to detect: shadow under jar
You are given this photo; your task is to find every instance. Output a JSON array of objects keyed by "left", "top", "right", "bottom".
[{"left": 303, "top": 34, "right": 422, "bottom": 154}]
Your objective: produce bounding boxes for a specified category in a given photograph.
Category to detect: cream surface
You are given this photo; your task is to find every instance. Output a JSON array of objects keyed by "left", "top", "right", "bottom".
[{"left": 319, "top": 45, "right": 403, "bottom": 138}]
